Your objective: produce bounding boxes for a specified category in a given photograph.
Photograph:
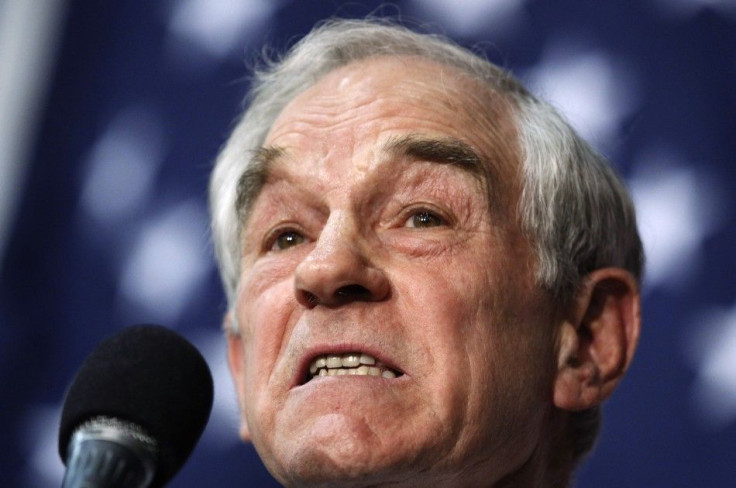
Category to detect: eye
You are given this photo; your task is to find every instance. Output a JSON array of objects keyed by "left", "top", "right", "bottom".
[
  {"left": 269, "top": 229, "right": 306, "bottom": 251},
  {"left": 404, "top": 210, "right": 446, "bottom": 228}
]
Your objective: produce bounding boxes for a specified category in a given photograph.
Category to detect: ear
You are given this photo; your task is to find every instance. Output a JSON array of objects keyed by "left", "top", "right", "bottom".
[
  {"left": 225, "top": 313, "right": 252, "bottom": 441},
  {"left": 553, "top": 268, "right": 641, "bottom": 411}
]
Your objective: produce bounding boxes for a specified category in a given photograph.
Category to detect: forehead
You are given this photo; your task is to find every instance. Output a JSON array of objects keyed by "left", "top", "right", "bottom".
[{"left": 264, "top": 56, "right": 520, "bottom": 180}]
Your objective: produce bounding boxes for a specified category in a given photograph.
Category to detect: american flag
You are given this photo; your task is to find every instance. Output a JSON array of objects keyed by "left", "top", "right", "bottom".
[{"left": 1, "top": 1, "right": 734, "bottom": 486}]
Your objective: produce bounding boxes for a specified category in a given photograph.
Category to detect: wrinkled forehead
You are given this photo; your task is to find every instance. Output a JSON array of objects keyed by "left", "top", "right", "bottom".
[
  {"left": 267, "top": 56, "right": 518, "bottom": 149},
  {"left": 235, "top": 56, "right": 523, "bottom": 230},
  {"left": 265, "top": 55, "right": 521, "bottom": 193}
]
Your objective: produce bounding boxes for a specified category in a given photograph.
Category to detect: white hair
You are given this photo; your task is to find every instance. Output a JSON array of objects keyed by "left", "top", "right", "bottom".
[
  {"left": 208, "top": 18, "right": 644, "bottom": 476},
  {"left": 516, "top": 99, "right": 643, "bottom": 305}
]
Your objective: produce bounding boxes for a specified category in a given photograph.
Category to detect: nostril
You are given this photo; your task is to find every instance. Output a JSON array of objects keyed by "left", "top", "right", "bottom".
[{"left": 334, "top": 284, "right": 372, "bottom": 301}]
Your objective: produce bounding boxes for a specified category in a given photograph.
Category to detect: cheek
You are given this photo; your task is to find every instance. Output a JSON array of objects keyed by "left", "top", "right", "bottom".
[
  {"left": 236, "top": 257, "right": 298, "bottom": 357},
  {"left": 236, "top": 275, "right": 295, "bottom": 416},
  {"left": 393, "top": 262, "right": 494, "bottom": 411},
  {"left": 393, "top": 247, "right": 552, "bottom": 431}
]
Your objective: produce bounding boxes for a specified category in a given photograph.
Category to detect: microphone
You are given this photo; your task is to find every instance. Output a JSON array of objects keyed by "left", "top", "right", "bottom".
[{"left": 58, "top": 325, "right": 214, "bottom": 488}]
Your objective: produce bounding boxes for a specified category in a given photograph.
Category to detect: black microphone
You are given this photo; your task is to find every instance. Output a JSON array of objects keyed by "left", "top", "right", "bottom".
[{"left": 58, "top": 325, "right": 214, "bottom": 487}]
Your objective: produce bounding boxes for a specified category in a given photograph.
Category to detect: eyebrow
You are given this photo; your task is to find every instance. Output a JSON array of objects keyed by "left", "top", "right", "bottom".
[
  {"left": 235, "top": 145, "right": 284, "bottom": 222},
  {"left": 236, "top": 135, "right": 494, "bottom": 221},
  {"left": 382, "top": 134, "right": 487, "bottom": 178}
]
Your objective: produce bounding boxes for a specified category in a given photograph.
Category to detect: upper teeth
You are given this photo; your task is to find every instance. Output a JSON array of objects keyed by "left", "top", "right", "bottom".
[{"left": 308, "top": 352, "right": 397, "bottom": 379}]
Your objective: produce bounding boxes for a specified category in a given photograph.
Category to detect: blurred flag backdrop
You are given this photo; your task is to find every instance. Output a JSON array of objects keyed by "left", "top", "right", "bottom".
[{"left": 1, "top": 1, "right": 734, "bottom": 486}]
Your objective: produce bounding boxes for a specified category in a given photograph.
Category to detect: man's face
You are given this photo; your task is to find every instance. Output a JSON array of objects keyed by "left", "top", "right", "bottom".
[{"left": 229, "top": 57, "right": 559, "bottom": 486}]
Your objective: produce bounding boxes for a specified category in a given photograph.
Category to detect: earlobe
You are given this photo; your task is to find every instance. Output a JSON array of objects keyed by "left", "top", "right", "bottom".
[
  {"left": 225, "top": 314, "right": 252, "bottom": 441},
  {"left": 553, "top": 268, "right": 641, "bottom": 411}
]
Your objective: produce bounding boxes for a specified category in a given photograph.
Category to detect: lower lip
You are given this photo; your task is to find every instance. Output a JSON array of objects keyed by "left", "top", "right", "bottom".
[
  {"left": 292, "top": 373, "right": 409, "bottom": 393},
  {"left": 283, "top": 376, "right": 413, "bottom": 420}
]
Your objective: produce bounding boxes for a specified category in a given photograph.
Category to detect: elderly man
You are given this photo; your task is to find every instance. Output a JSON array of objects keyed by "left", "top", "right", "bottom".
[{"left": 209, "top": 18, "right": 643, "bottom": 487}]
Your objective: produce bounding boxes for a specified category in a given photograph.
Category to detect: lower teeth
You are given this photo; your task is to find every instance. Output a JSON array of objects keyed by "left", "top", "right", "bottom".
[{"left": 315, "top": 366, "right": 397, "bottom": 378}]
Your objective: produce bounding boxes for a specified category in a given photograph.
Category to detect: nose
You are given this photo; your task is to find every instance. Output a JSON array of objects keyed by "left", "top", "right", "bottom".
[{"left": 294, "top": 215, "right": 389, "bottom": 308}]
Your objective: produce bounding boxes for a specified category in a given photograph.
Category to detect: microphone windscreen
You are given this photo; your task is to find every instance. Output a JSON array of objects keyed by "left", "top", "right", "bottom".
[{"left": 59, "top": 324, "right": 214, "bottom": 486}]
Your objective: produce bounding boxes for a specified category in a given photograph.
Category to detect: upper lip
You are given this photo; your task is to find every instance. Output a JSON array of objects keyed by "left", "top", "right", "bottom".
[{"left": 293, "top": 344, "right": 403, "bottom": 387}]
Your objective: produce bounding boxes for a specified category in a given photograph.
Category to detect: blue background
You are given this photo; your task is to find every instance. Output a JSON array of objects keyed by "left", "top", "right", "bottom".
[{"left": 1, "top": 1, "right": 735, "bottom": 486}]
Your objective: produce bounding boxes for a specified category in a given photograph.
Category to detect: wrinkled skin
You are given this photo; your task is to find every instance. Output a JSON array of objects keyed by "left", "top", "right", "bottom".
[{"left": 227, "top": 57, "right": 564, "bottom": 487}]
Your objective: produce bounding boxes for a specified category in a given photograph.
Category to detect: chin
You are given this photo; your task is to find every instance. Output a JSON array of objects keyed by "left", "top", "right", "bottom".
[
  {"left": 265, "top": 418, "right": 433, "bottom": 487},
  {"left": 270, "top": 447, "right": 410, "bottom": 487}
]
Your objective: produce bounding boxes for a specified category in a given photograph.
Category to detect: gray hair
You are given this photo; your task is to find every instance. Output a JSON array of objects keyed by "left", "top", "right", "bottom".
[{"left": 208, "top": 17, "right": 643, "bottom": 476}]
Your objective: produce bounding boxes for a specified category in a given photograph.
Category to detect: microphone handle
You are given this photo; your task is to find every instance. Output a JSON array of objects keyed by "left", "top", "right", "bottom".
[{"left": 62, "top": 417, "right": 158, "bottom": 488}]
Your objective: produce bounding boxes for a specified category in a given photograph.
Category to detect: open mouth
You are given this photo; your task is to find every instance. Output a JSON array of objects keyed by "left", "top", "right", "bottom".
[{"left": 302, "top": 352, "right": 403, "bottom": 384}]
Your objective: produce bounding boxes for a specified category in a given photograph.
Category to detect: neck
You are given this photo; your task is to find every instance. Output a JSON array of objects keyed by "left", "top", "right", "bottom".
[
  {"left": 432, "top": 426, "right": 563, "bottom": 488},
  {"left": 494, "top": 410, "right": 573, "bottom": 488}
]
